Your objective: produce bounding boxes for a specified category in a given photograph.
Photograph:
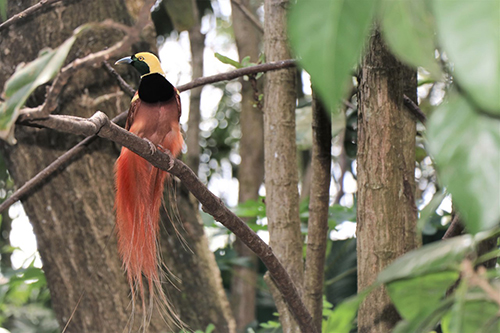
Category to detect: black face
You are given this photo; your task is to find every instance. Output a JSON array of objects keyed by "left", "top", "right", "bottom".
[{"left": 130, "top": 55, "right": 150, "bottom": 76}]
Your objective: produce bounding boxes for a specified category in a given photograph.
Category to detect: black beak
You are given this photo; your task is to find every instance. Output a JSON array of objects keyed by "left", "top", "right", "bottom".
[{"left": 115, "top": 56, "right": 133, "bottom": 65}]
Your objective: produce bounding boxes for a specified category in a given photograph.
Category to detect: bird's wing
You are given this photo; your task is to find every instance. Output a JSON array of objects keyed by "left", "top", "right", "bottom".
[{"left": 125, "top": 93, "right": 140, "bottom": 131}]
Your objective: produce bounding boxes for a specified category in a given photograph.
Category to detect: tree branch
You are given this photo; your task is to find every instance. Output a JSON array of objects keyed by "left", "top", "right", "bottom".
[
  {"left": 403, "top": 94, "right": 427, "bottom": 123},
  {"left": 0, "top": 0, "right": 64, "bottom": 32},
  {"left": 442, "top": 214, "right": 464, "bottom": 239},
  {"left": 230, "top": 0, "right": 264, "bottom": 34},
  {"left": 18, "top": 111, "right": 317, "bottom": 333},
  {"left": 102, "top": 61, "right": 135, "bottom": 97}
]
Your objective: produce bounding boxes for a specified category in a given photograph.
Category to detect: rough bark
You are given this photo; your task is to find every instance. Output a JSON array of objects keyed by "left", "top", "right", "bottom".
[
  {"left": 263, "top": 0, "right": 303, "bottom": 331},
  {"left": 356, "top": 31, "right": 419, "bottom": 332},
  {"left": 303, "top": 95, "right": 331, "bottom": 331},
  {"left": 230, "top": 0, "right": 264, "bottom": 331},
  {"left": 0, "top": 1, "right": 150, "bottom": 331}
]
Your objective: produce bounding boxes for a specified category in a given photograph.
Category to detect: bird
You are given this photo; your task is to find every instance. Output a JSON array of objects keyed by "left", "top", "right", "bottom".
[{"left": 114, "top": 52, "right": 183, "bottom": 326}]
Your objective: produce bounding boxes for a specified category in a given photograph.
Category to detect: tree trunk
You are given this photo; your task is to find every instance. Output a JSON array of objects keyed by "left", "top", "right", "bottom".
[
  {"left": 356, "top": 30, "right": 419, "bottom": 332},
  {"left": 0, "top": 1, "right": 151, "bottom": 331},
  {"left": 230, "top": 0, "right": 264, "bottom": 331},
  {"left": 303, "top": 95, "right": 331, "bottom": 331},
  {"left": 263, "top": 0, "right": 302, "bottom": 331}
]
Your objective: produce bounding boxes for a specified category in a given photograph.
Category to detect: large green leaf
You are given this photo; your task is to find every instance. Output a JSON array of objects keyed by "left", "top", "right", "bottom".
[
  {"left": 288, "top": 0, "right": 377, "bottom": 111},
  {"left": 0, "top": 31, "right": 80, "bottom": 144},
  {"left": 427, "top": 93, "right": 500, "bottom": 233},
  {"left": 377, "top": 234, "right": 474, "bottom": 283},
  {"left": 392, "top": 298, "right": 454, "bottom": 333},
  {"left": 380, "top": 0, "right": 442, "bottom": 78},
  {"left": 442, "top": 297, "right": 500, "bottom": 333},
  {"left": 387, "top": 271, "right": 459, "bottom": 321},
  {"left": 433, "top": 0, "right": 500, "bottom": 113}
]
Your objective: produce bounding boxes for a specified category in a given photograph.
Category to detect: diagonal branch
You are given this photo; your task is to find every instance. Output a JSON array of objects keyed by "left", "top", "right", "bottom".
[
  {"left": 19, "top": 111, "right": 317, "bottom": 333},
  {"left": 0, "top": 0, "right": 64, "bottom": 32}
]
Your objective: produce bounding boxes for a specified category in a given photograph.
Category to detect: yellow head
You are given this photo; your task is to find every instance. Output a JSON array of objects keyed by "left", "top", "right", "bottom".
[{"left": 115, "top": 52, "right": 164, "bottom": 77}]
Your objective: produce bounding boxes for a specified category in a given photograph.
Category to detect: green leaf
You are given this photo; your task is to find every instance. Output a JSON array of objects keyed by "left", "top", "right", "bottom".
[
  {"left": 232, "top": 198, "right": 266, "bottom": 218},
  {"left": 0, "top": 0, "right": 6, "bottom": 22},
  {"left": 0, "top": 29, "right": 81, "bottom": 144},
  {"left": 387, "top": 271, "right": 459, "bottom": 321},
  {"left": 214, "top": 53, "right": 242, "bottom": 69},
  {"left": 417, "top": 189, "right": 447, "bottom": 234},
  {"left": 289, "top": 0, "right": 377, "bottom": 111},
  {"left": 427, "top": 93, "right": 500, "bottom": 233},
  {"left": 392, "top": 298, "right": 454, "bottom": 333},
  {"left": 442, "top": 298, "right": 500, "bottom": 333},
  {"left": 380, "top": 0, "right": 442, "bottom": 78},
  {"left": 377, "top": 234, "right": 474, "bottom": 283},
  {"left": 433, "top": 0, "right": 500, "bottom": 113},
  {"left": 323, "top": 289, "right": 372, "bottom": 333},
  {"left": 204, "top": 323, "right": 215, "bottom": 333}
]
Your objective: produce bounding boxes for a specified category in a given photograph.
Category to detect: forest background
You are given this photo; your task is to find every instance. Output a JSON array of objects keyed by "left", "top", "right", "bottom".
[{"left": 0, "top": 0, "right": 498, "bottom": 333}]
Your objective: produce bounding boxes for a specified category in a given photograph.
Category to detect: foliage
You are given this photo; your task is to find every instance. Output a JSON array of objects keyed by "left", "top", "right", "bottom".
[{"left": 0, "top": 261, "right": 58, "bottom": 333}]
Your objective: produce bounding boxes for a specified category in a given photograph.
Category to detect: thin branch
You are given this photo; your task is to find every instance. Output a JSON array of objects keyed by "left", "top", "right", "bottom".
[
  {"left": 3, "top": 59, "right": 298, "bottom": 215},
  {"left": 231, "top": 0, "right": 264, "bottom": 34},
  {"left": 18, "top": 0, "right": 155, "bottom": 120},
  {"left": 0, "top": 0, "right": 63, "bottom": 32},
  {"left": 442, "top": 214, "right": 464, "bottom": 239},
  {"left": 462, "top": 260, "right": 500, "bottom": 306},
  {"left": 403, "top": 94, "right": 427, "bottom": 123},
  {"left": 177, "top": 60, "right": 296, "bottom": 91},
  {"left": 102, "top": 61, "right": 135, "bottom": 97},
  {"left": 18, "top": 111, "right": 317, "bottom": 333}
]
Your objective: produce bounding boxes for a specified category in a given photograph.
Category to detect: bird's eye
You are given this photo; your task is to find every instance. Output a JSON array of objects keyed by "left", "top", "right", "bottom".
[{"left": 138, "top": 56, "right": 145, "bottom": 61}]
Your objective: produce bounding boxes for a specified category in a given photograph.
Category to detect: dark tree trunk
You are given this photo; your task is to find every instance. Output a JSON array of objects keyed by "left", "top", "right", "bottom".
[{"left": 356, "top": 30, "right": 419, "bottom": 332}]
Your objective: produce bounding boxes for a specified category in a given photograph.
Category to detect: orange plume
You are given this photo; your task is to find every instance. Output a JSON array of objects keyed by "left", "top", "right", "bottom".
[{"left": 114, "top": 52, "right": 183, "bottom": 329}]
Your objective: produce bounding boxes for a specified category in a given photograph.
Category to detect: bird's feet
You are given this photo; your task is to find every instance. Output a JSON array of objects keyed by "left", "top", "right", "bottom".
[
  {"left": 144, "top": 138, "right": 157, "bottom": 155},
  {"left": 156, "top": 144, "right": 175, "bottom": 170}
]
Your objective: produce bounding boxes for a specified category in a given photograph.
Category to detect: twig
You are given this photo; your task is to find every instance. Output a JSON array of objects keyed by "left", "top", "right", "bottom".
[
  {"left": 0, "top": 0, "right": 63, "bottom": 32},
  {"left": 18, "top": 111, "right": 317, "bottom": 333},
  {"left": 442, "top": 214, "right": 464, "bottom": 239},
  {"left": 231, "top": 0, "right": 264, "bottom": 34},
  {"left": 462, "top": 260, "right": 500, "bottom": 306},
  {"left": 102, "top": 61, "right": 135, "bottom": 97},
  {"left": 17, "top": 0, "right": 155, "bottom": 120},
  {"left": 403, "top": 94, "right": 427, "bottom": 123}
]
